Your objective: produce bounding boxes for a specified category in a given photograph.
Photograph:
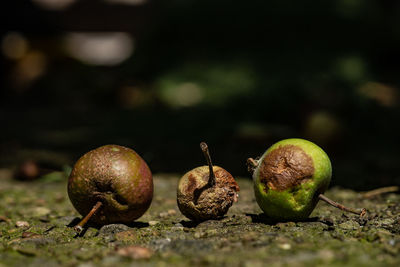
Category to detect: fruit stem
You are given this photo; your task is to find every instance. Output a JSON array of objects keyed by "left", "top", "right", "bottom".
[
  {"left": 200, "top": 142, "right": 215, "bottom": 187},
  {"left": 74, "top": 201, "right": 103, "bottom": 233},
  {"left": 362, "top": 186, "right": 399, "bottom": 198},
  {"left": 318, "top": 194, "right": 366, "bottom": 217},
  {"left": 246, "top": 158, "right": 259, "bottom": 173}
]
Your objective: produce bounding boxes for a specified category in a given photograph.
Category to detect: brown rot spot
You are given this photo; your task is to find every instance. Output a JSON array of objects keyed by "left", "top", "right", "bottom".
[
  {"left": 186, "top": 174, "right": 198, "bottom": 194},
  {"left": 214, "top": 169, "right": 240, "bottom": 192},
  {"left": 259, "top": 145, "right": 314, "bottom": 191}
]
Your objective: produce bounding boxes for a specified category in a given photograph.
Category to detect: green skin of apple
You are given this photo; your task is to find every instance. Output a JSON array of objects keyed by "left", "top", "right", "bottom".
[{"left": 253, "top": 138, "right": 332, "bottom": 221}]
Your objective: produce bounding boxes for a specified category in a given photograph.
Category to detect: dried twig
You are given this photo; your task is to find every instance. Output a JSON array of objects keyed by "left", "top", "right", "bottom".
[{"left": 361, "top": 186, "right": 399, "bottom": 199}]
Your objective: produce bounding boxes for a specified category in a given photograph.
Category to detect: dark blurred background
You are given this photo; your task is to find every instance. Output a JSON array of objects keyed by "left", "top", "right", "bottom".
[{"left": 1, "top": 0, "right": 399, "bottom": 190}]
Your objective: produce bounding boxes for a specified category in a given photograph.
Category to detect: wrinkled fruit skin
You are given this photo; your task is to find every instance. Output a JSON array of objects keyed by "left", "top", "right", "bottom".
[
  {"left": 177, "top": 166, "right": 239, "bottom": 221},
  {"left": 68, "top": 145, "right": 153, "bottom": 225},
  {"left": 252, "top": 138, "right": 331, "bottom": 221}
]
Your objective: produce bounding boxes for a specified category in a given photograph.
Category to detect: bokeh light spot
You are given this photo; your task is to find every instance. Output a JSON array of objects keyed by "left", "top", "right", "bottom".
[
  {"left": 32, "top": 0, "right": 77, "bottom": 10},
  {"left": 117, "top": 86, "right": 153, "bottom": 109},
  {"left": 336, "top": 0, "right": 364, "bottom": 17},
  {"left": 1, "top": 32, "right": 29, "bottom": 60},
  {"left": 161, "top": 82, "right": 204, "bottom": 108},
  {"left": 335, "top": 56, "right": 366, "bottom": 83},
  {"left": 304, "top": 112, "right": 342, "bottom": 145},
  {"left": 12, "top": 51, "right": 47, "bottom": 89},
  {"left": 157, "top": 63, "right": 257, "bottom": 108},
  {"left": 64, "top": 32, "right": 134, "bottom": 66},
  {"left": 105, "top": 0, "right": 147, "bottom": 5},
  {"left": 358, "top": 82, "right": 398, "bottom": 107}
]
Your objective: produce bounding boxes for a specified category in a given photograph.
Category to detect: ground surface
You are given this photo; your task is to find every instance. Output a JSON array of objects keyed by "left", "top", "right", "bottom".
[{"left": 0, "top": 170, "right": 399, "bottom": 267}]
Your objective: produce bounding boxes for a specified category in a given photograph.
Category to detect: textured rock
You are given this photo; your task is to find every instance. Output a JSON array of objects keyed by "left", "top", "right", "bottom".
[{"left": 0, "top": 175, "right": 398, "bottom": 266}]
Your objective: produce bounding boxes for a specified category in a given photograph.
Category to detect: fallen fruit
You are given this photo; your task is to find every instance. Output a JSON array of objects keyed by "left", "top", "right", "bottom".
[
  {"left": 14, "top": 160, "right": 40, "bottom": 181},
  {"left": 68, "top": 145, "right": 153, "bottom": 232},
  {"left": 248, "top": 138, "right": 365, "bottom": 221},
  {"left": 177, "top": 142, "right": 239, "bottom": 221}
]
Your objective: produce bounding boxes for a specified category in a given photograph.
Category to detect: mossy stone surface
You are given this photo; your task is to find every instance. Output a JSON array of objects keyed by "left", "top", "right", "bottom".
[{"left": 0, "top": 171, "right": 399, "bottom": 266}]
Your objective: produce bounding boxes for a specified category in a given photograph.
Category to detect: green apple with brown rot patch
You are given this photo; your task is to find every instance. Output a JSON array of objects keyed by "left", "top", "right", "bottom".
[{"left": 247, "top": 138, "right": 365, "bottom": 221}]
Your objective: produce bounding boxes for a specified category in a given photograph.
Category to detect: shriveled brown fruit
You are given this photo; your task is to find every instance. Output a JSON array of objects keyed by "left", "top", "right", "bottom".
[
  {"left": 68, "top": 145, "right": 153, "bottom": 232},
  {"left": 177, "top": 142, "right": 239, "bottom": 221},
  {"left": 14, "top": 160, "right": 40, "bottom": 181}
]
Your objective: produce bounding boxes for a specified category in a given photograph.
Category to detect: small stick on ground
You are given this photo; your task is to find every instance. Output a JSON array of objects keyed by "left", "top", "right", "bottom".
[
  {"left": 74, "top": 201, "right": 103, "bottom": 233},
  {"left": 362, "top": 186, "right": 399, "bottom": 199},
  {"left": 318, "top": 194, "right": 366, "bottom": 217}
]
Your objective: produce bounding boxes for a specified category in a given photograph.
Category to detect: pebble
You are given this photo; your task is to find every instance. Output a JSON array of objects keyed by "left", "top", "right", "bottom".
[
  {"left": 32, "top": 207, "right": 51, "bottom": 217},
  {"left": 159, "top": 212, "right": 169, "bottom": 218},
  {"left": 171, "top": 222, "right": 184, "bottom": 231},
  {"left": 99, "top": 224, "right": 130, "bottom": 235},
  {"left": 158, "top": 209, "right": 176, "bottom": 218},
  {"left": 15, "top": 221, "right": 30, "bottom": 228},
  {"left": 278, "top": 243, "right": 291, "bottom": 250},
  {"left": 116, "top": 246, "right": 153, "bottom": 259},
  {"left": 167, "top": 209, "right": 177, "bottom": 215},
  {"left": 149, "top": 220, "right": 160, "bottom": 226}
]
